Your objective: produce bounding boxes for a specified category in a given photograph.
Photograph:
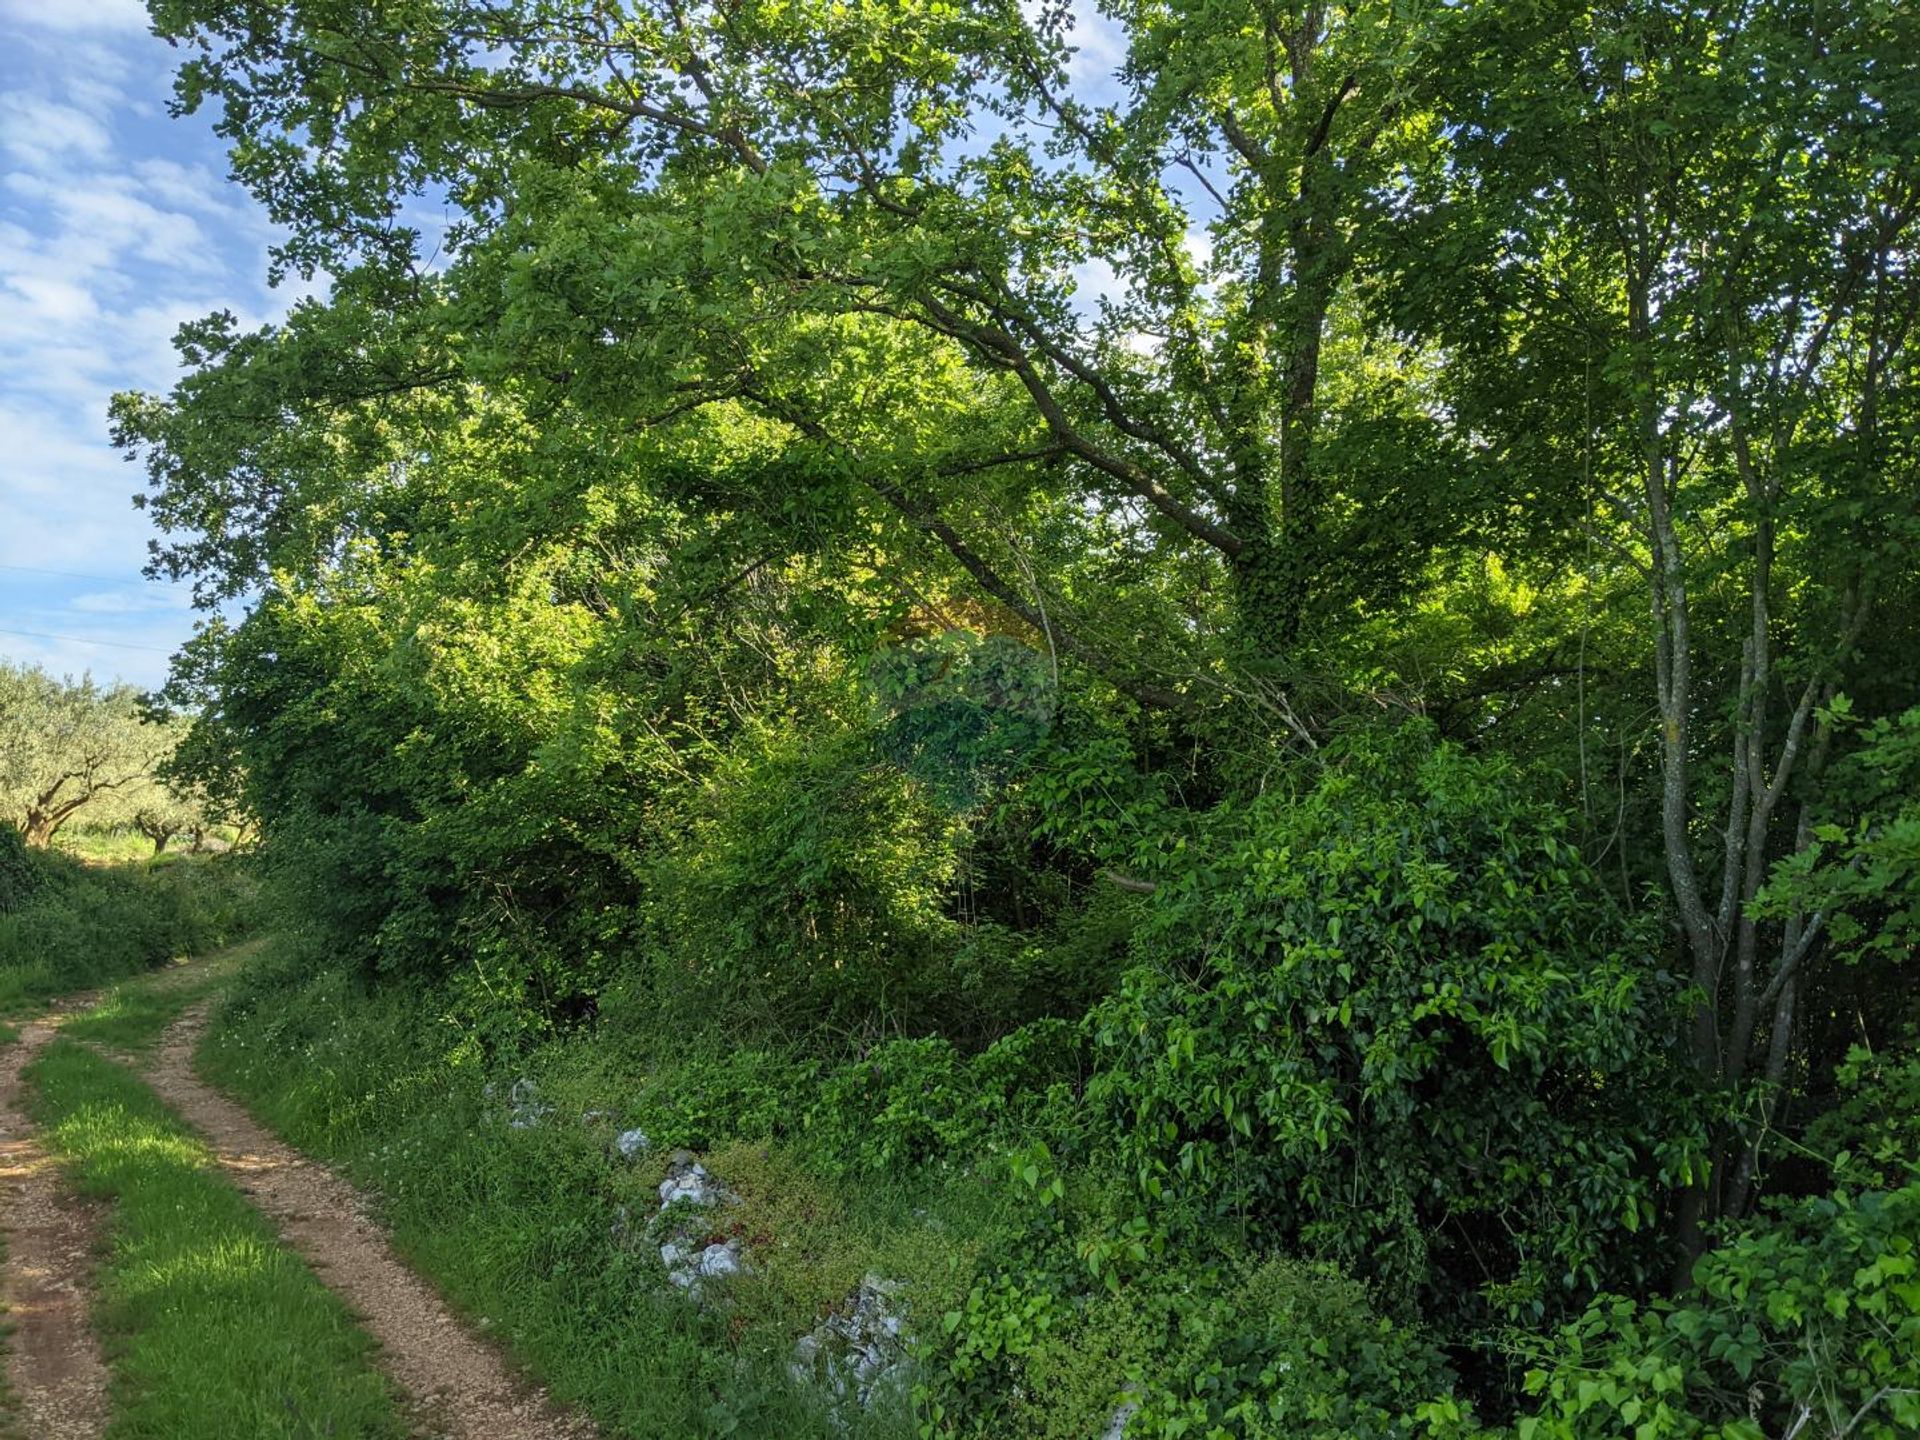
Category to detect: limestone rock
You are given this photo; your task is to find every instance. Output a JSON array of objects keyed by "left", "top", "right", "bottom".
[{"left": 790, "top": 1273, "right": 911, "bottom": 1411}]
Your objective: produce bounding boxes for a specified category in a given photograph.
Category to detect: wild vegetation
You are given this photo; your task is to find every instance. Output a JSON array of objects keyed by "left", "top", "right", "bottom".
[
  {"left": 10, "top": 0, "right": 1915, "bottom": 1436},
  {"left": 0, "top": 823, "right": 256, "bottom": 1011}
]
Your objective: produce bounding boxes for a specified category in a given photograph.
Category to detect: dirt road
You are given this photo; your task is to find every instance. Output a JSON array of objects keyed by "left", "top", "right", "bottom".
[
  {"left": 0, "top": 1000, "right": 109, "bottom": 1440},
  {"left": 138, "top": 1001, "right": 594, "bottom": 1440}
]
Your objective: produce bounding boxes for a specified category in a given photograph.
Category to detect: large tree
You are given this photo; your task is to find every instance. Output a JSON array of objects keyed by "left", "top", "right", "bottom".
[{"left": 132, "top": 0, "right": 1487, "bottom": 693}]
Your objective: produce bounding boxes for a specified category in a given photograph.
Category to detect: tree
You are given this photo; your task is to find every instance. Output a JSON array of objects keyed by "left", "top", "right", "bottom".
[
  {"left": 0, "top": 664, "right": 173, "bottom": 847},
  {"left": 121, "top": 0, "right": 1920, "bottom": 1292},
  {"left": 130, "top": 779, "right": 210, "bottom": 854},
  {"left": 1434, "top": 0, "right": 1920, "bottom": 1246},
  {"left": 128, "top": 0, "right": 1488, "bottom": 694}
]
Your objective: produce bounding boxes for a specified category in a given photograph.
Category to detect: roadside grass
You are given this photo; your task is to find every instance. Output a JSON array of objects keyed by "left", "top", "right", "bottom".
[
  {"left": 24, "top": 1038, "right": 409, "bottom": 1440},
  {"left": 0, "top": 854, "right": 258, "bottom": 1019},
  {"left": 62, "top": 943, "right": 260, "bottom": 1054},
  {"left": 0, "top": 965, "right": 56, "bottom": 1016},
  {"left": 200, "top": 959, "right": 936, "bottom": 1440}
]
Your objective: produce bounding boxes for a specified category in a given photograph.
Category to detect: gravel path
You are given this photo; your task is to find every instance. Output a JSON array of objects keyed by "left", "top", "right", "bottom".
[
  {"left": 0, "top": 999, "right": 109, "bottom": 1440},
  {"left": 139, "top": 1000, "right": 595, "bottom": 1440}
]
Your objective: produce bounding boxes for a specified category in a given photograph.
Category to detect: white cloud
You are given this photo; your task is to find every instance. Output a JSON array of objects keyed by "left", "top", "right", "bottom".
[
  {"left": 68, "top": 588, "right": 188, "bottom": 615},
  {"left": 0, "top": 14, "right": 298, "bottom": 684},
  {"left": 0, "top": 0, "right": 151, "bottom": 35},
  {"left": 0, "top": 94, "right": 113, "bottom": 164}
]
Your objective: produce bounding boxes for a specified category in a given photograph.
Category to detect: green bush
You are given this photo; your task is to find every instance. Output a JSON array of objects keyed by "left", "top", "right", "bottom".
[
  {"left": 0, "top": 821, "right": 40, "bottom": 914},
  {"left": 1128, "top": 1258, "right": 1451, "bottom": 1440},
  {"left": 1490, "top": 1181, "right": 1920, "bottom": 1440},
  {"left": 0, "top": 848, "right": 258, "bottom": 1007},
  {"left": 648, "top": 714, "right": 963, "bottom": 1032},
  {"left": 1807, "top": 1039, "right": 1920, "bottom": 1190},
  {"left": 1084, "top": 728, "right": 1702, "bottom": 1328}
]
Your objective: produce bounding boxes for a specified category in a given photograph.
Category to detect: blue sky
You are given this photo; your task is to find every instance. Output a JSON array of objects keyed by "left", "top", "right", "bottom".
[
  {"left": 0, "top": 1, "right": 1142, "bottom": 692},
  {"left": 0, "top": 0, "right": 313, "bottom": 689}
]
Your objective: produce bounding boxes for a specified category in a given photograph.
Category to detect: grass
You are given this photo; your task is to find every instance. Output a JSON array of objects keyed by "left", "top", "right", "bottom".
[
  {"left": 53, "top": 829, "right": 162, "bottom": 866},
  {"left": 0, "top": 853, "right": 258, "bottom": 1020},
  {"left": 199, "top": 958, "right": 934, "bottom": 1440},
  {"left": 62, "top": 944, "right": 260, "bottom": 1054},
  {"left": 24, "top": 1038, "right": 410, "bottom": 1440}
]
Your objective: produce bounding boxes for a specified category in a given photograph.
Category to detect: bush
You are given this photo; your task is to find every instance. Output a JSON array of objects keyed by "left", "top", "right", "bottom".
[
  {"left": 1084, "top": 727, "right": 1702, "bottom": 1329},
  {"left": 1011, "top": 1257, "right": 1450, "bottom": 1440},
  {"left": 1493, "top": 1181, "right": 1920, "bottom": 1440},
  {"left": 0, "top": 849, "right": 258, "bottom": 1006},
  {"left": 800, "top": 1018, "right": 1088, "bottom": 1179},
  {"left": 0, "top": 821, "right": 40, "bottom": 914},
  {"left": 1128, "top": 1258, "right": 1451, "bottom": 1439},
  {"left": 1807, "top": 1039, "right": 1920, "bottom": 1190},
  {"left": 647, "top": 714, "right": 963, "bottom": 1032}
]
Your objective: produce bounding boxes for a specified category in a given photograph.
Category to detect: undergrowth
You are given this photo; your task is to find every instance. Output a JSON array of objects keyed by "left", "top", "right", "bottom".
[
  {"left": 200, "top": 954, "right": 927, "bottom": 1440},
  {"left": 0, "top": 832, "right": 257, "bottom": 1014}
]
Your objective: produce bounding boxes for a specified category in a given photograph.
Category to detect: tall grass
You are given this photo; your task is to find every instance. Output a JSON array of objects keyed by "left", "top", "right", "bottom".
[{"left": 0, "top": 840, "right": 257, "bottom": 1012}]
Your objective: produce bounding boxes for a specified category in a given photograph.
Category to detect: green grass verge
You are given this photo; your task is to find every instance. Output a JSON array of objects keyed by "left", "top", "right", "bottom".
[
  {"left": 61, "top": 945, "right": 258, "bottom": 1055},
  {"left": 24, "top": 1039, "right": 409, "bottom": 1440},
  {"left": 199, "top": 963, "right": 930, "bottom": 1440}
]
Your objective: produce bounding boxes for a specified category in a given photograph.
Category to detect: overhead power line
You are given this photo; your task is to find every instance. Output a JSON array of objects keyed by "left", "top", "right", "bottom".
[
  {"left": 0, "top": 563, "right": 190, "bottom": 591},
  {"left": 0, "top": 626, "right": 176, "bottom": 654}
]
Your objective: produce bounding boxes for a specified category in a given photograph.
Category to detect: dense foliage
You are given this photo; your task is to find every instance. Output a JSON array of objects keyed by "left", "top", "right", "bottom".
[
  {"left": 0, "top": 836, "right": 258, "bottom": 1009},
  {"left": 96, "top": 0, "right": 1920, "bottom": 1433}
]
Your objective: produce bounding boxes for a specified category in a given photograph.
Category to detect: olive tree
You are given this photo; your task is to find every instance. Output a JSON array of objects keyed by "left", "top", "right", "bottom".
[{"left": 0, "top": 663, "right": 174, "bottom": 847}]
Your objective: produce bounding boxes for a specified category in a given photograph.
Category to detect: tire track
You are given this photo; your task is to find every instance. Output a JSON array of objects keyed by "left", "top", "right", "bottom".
[
  {"left": 138, "top": 1001, "right": 594, "bottom": 1440},
  {"left": 0, "top": 1000, "right": 109, "bottom": 1440}
]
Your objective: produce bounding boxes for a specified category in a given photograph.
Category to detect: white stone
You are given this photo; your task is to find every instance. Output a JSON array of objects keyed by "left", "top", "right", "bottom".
[{"left": 698, "top": 1242, "right": 743, "bottom": 1279}]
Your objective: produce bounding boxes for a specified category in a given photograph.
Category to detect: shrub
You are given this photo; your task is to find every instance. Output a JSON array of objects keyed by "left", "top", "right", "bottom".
[
  {"left": 1806, "top": 1039, "right": 1920, "bottom": 1190},
  {"left": 647, "top": 714, "right": 963, "bottom": 1031},
  {"left": 1014, "top": 1258, "right": 1450, "bottom": 1440},
  {"left": 1496, "top": 1181, "right": 1920, "bottom": 1440},
  {"left": 1084, "top": 727, "right": 1702, "bottom": 1328},
  {"left": 0, "top": 820, "right": 40, "bottom": 914},
  {"left": 0, "top": 850, "right": 259, "bottom": 1005},
  {"left": 1130, "top": 1258, "right": 1451, "bottom": 1439}
]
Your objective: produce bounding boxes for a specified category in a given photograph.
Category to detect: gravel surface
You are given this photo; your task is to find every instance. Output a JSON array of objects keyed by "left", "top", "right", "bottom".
[{"left": 0, "top": 998, "right": 110, "bottom": 1440}]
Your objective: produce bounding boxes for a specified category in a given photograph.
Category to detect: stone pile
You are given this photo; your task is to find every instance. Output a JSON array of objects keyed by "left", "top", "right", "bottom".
[
  {"left": 610, "top": 1149, "right": 748, "bottom": 1296},
  {"left": 789, "top": 1273, "right": 911, "bottom": 1411},
  {"left": 595, "top": 1134, "right": 918, "bottom": 1416}
]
